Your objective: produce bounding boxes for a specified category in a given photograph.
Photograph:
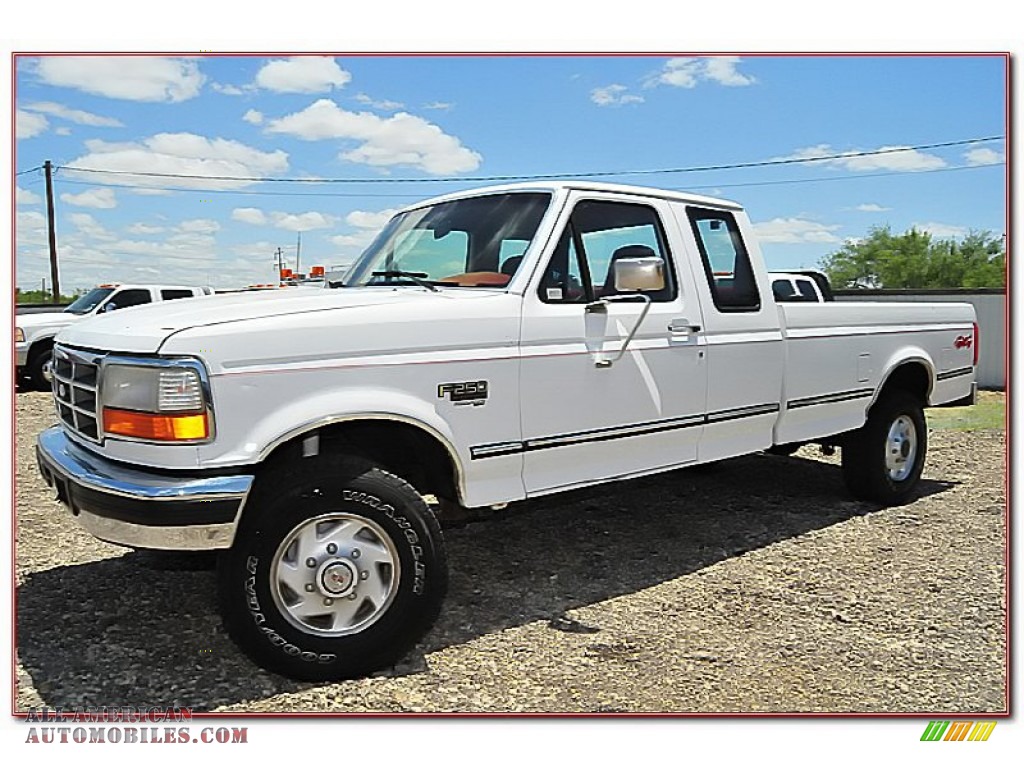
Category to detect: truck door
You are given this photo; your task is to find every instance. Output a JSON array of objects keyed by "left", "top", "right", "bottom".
[
  {"left": 519, "top": 194, "right": 708, "bottom": 495},
  {"left": 676, "top": 205, "right": 784, "bottom": 462}
]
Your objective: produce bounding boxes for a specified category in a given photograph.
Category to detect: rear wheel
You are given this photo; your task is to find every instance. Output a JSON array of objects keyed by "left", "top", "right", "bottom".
[
  {"left": 841, "top": 391, "right": 927, "bottom": 504},
  {"left": 218, "top": 455, "right": 447, "bottom": 680}
]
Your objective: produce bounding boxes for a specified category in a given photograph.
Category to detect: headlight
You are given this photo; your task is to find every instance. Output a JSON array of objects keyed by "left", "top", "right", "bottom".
[
  {"left": 15, "top": 327, "right": 24, "bottom": 343},
  {"left": 101, "top": 363, "right": 211, "bottom": 441}
]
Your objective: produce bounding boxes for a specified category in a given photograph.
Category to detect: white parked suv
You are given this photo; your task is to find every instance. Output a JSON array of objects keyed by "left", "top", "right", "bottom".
[
  {"left": 16, "top": 284, "right": 213, "bottom": 388},
  {"left": 35, "top": 183, "right": 977, "bottom": 680}
]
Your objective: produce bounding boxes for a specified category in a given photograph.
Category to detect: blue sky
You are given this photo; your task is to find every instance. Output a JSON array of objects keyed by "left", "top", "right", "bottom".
[{"left": 14, "top": 54, "right": 1007, "bottom": 292}]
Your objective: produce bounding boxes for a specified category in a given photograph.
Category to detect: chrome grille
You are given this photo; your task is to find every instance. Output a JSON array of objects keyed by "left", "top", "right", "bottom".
[{"left": 52, "top": 346, "right": 102, "bottom": 442}]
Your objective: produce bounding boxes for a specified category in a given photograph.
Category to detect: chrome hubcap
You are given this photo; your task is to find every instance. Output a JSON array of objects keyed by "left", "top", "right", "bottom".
[
  {"left": 41, "top": 358, "right": 53, "bottom": 383},
  {"left": 271, "top": 513, "right": 400, "bottom": 637},
  {"left": 885, "top": 415, "right": 917, "bottom": 482}
]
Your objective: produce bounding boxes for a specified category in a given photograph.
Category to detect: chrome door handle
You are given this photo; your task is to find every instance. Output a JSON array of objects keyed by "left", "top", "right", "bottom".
[{"left": 669, "top": 319, "right": 701, "bottom": 334}]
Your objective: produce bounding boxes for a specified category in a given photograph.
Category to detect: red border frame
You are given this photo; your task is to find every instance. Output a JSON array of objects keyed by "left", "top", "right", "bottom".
[{"left": 9, "top": 51, "right": 1012, "bottom": 719}]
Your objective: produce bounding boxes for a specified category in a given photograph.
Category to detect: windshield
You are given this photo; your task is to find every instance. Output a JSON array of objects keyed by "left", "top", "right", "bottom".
[
  {"left": 64, "top": 287, "right": 114, "bottom": 315},
  {"left": 341, "top": 193, "right": 551, "bottom": 289}
]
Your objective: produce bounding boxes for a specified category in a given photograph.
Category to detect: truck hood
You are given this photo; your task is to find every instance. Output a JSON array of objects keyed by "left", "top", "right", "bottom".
[
  {"left": 56, "top": 287, "right": 500, "bottom": 354},
  {"left": 16, "top": 310, "right": 76, "bottom": 332}
]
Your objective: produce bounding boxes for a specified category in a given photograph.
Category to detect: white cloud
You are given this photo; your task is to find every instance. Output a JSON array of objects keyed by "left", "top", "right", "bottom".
[
  {"left": 17, "top": 210, "right": 48, "bottom": 240},
  {"left": 703, "top": 57, "right": 757, "bottom": 86},
  {"left": 913, "top": 221, "right": 969, "bottom": 239},
  {"left": 753, "top": 217, "right": 842, "bottom": 244},
  {"left": 68, "top": 212, "right": 116, "bottom": 241},
  {"left": 330, "top": 231, "right": 378, "bottom": 249},
  {"left": 776, "top": 144, "right": 946, "bottom": 173},
  {"left": 16, "top": 186, "right": 43, "bottom": 206},
  {"left": 125, "top": 222, "right": 165, "bottom": 235},
  {"left": 854, "top": 203, "right": 892, "bottom": 212},
  {"left": 60, "top": 187, "right": 118, "bottom": 209},
  {"left": 271, "top": 211, "right": 335, "bottom": 231},
  {"left": 178, "top": 218, "right": 220, "bottom": 234},
  {"left": 212, "top": 82, "right": 247, "bottom": 96},
  {"left": 232, "top": 207, "right": 268, "bottom": 225},
  {"left": 23, "top": 101, "right": 123, "bottom": 127},
  {"left": 232, "top": 207, "right": 334, "bottom": 230},
  {"left": 964, "top": 147, "right": 1004, "bottom": 166},
  {"left": 355, "top": 93, "right": 404, "bottom": 110},
  {"left": 255, "top": 56, "right": 351, "bottom": 93},
  {"left": 590, "top": 84, "right": 644, "bottom": 107},
  {"left": 17, "top": 109, "right": 48, "bottom": 139},
  {"left": 65, "top": 132, "right": 289, "bottom": 190},
  {"left": 345, "top": 208, "right": 398, "bottom": 229},
  {"left": 266, "top": 99, "right": 481, "bottom": 174},
  {"left": 55, "top": 127, "right": 72, "bottom": 136},
  {"left": 645, "top": 57, "right": 756, "bottom": 89},
  {"left": 34, "top": 56, "right": 204, "bottom": 102},
  {"left": 422, "top": 101, "right": 453, "bottom": 111},
  {"left": 242, "top": 109, "right": 264, "bottom": 125}
]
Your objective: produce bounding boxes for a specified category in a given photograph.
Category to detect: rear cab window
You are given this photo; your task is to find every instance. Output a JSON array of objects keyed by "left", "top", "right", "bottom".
[
  {"left": 161, "top": 289, "right": 195, "bottom": 301},
  {"left": 687, "top": 207, "right": 760, "bottom": 312}
]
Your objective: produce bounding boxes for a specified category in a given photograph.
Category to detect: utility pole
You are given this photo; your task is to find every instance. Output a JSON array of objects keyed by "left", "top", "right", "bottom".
[
  {"left": 274, "top": 247, "right": 285, "bottom": 280},
  {"left": 296, "top": 232, "right": 302, "bottom": 277},
  {"left": 43, "top": 160, "right": 60, "bottom": 302}
]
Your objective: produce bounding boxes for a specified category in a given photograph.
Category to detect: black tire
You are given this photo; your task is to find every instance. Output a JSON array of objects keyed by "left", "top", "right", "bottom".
[
  {"left": 27, "top": 343, "right": 54, "bottom": 391},
  {"left": 841, "top": 391, "right": 927, "bottom": 505},
  {"left": 217, "top": 455, "right": 447, "bottom": 681}
]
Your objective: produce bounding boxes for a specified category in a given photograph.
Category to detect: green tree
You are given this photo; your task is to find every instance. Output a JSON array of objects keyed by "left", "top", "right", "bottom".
[
  {"left": 822, "top": 226, "right": 1005, "bottom": 289},
  {"left": 14, "top": 288, "right": 81, "bottom": 304}
]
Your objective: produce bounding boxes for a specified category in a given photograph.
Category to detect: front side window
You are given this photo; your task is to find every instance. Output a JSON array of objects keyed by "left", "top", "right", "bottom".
[
  {"left": 688, "top": 208, "right": 760, "bottom": 312},
  {"left": 343, "top": 193, "right": 551, "bottom": 289},
  {"left": 539, "top": 200, "right": 676, "bottom": 304},
  {"left": 65, "top": 287, "right": 114, "bottom": 315}
]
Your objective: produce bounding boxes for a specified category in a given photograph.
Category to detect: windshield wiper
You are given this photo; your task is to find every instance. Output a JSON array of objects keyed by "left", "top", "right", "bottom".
[{"left": 371, "top": 270, "right": 439, "bottom": 292}]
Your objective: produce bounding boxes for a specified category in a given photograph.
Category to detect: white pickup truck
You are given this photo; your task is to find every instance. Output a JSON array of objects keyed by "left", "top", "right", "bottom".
[
  {"left": 16, "top": 284, "right": 213, "bottom": 388},
  {"left": 35, "top": 182, "right": 978, "bottom": 681}
]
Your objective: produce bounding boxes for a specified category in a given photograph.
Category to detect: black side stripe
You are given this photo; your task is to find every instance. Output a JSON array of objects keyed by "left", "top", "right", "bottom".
[
  {"left": 936, "top": 366, "right": 974, "bottom": 382},
  {"left": 469, "top": 404, "right": 780, "bottom": 459},
  {"left": 787, "top": 388, "right": 874, "bottom": 409}
]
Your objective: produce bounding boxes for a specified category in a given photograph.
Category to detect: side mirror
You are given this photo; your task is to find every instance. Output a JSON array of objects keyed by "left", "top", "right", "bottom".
[
  {"left": 100, "top": 302, "right": 118, "bottom": 313},
  {"left": 614, "top": 257, "right": 665, "bottom": 293}
]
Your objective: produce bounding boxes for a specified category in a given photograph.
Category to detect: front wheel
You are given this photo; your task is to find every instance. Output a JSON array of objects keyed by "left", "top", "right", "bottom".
[
  {"left": 218, "top": 455, "right": 447, "bottom": 681},
  {"left": 841, "top": 391, "right": 927, "bottom": 505},
  {"left": 27, "top": 344, "right": 54, "bottom": 390}
]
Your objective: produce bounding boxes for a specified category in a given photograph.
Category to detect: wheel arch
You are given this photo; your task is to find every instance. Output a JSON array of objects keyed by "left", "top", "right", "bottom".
[
  {"left": 255, "top": 413, "right": 466, "bottom": 508},
  {"left": 870, "top": 353, "right": 935, "bottom": 409},
  {"left": 28, "top": 333, "right": 57, "bottom": 359}
]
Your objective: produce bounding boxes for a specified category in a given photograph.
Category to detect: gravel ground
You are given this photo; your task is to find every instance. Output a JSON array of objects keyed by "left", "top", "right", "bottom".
[{"left": 15, "top": 390, "right": 1006, "bottom": 713}]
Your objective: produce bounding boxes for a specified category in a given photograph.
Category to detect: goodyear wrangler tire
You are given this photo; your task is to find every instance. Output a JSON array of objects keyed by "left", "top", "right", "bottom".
[
  {"left": 841, "top": 391, "right": 927, "bottom": 505},
  {"left": 217, "top": 455, "right": 447, "bottom": 681}
]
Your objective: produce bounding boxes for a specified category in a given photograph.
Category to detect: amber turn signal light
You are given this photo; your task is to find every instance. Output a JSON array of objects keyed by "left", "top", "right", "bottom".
[{"left": 103, "top": 408, "right": 209, "bottom": 441}]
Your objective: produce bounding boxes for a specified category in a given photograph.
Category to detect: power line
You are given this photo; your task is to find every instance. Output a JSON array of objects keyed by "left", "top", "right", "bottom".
[
  {"left": 53, "top": 177, "right": 428, "bottom": 199},
  {"left": 677, "top": 161, "right": 1005, "bottom": 192},
  {"left": 45, "top": 157, "right": 1006, "bottom": 200},
  {"left": 15, "top": 165, "right": 44, "bottom": 176},
  {"left": 53, "top": 135, "right": 1004, "bottom": 185}
]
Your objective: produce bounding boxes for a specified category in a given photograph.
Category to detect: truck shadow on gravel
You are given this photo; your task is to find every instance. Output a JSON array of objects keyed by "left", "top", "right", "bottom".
[{"left": 16, "top": 453, "right": 954, "bottom": 712}]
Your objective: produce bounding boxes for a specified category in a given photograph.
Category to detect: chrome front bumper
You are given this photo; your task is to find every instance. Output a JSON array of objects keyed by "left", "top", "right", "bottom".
[
  {"left": 16, "top": 343, "right": 29, "bottom": 367},
  {"left": 35, "top": 427, "right": 254, "bottom": 550}
]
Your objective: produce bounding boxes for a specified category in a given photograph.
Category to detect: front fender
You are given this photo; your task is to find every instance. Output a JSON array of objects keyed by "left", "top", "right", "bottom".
[{"left": 202, "top": 385, "right": 460, "bottom": 470}]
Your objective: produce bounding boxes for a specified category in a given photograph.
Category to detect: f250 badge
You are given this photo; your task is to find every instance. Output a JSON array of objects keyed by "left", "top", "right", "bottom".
[
  {"left": 438, "top": 381, "right": 489, "bottom": 406},
  {"left": 954, "top": 335, "right": 973, "bottom": 350}
]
